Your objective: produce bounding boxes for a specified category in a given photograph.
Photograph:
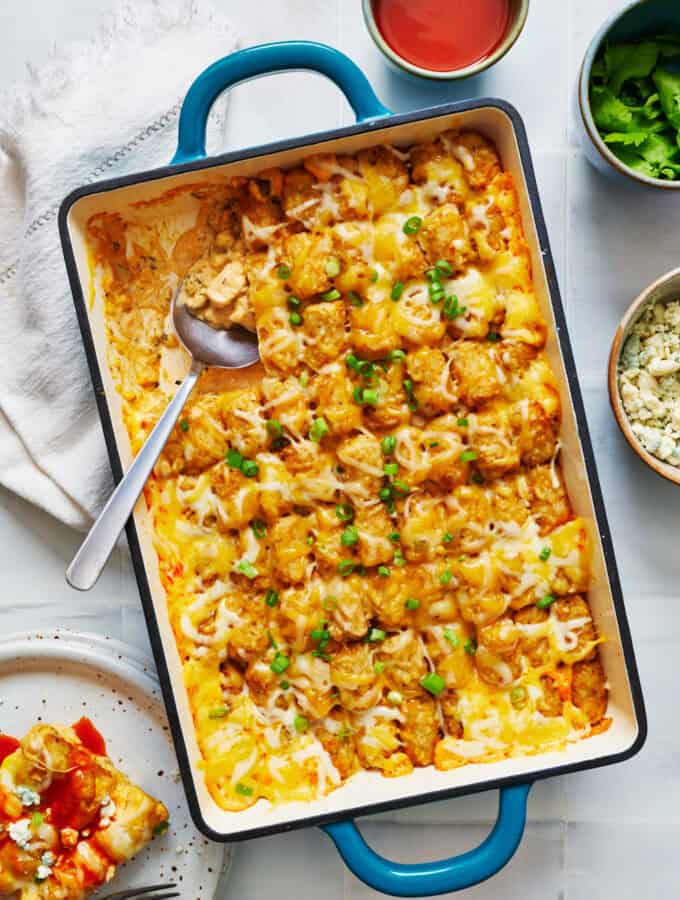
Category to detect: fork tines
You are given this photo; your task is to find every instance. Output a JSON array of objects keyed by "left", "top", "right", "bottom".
[{"left": 102, "top": 883, "right": 179, "bottom": 900}]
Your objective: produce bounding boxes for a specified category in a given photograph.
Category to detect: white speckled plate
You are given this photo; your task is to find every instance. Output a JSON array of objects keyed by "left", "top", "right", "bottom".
[{"left": 0, "top": 630, "right": 230, "bottom": 898}]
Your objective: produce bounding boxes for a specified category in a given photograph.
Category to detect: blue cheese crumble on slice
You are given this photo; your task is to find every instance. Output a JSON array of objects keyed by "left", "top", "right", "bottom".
[
  {"left": 619, "top": 299, "right": 680, "bottom": 464},
  {"left": 16, "top": 785, "right": 40, "bottom": 807},
  {"left": 35, "top": 851, "right": 56, "bottom": 883},
  {"left": 8, "top": 817, "right": 33, "bottom": 850}
]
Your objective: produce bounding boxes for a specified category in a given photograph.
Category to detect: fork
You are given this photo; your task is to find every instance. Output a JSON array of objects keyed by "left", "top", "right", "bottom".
[{"left": 100, "top": 883, "right": 179, "bottom": 900}]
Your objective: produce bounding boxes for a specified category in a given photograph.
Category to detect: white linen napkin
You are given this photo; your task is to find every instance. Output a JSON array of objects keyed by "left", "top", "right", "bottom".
[{"left": 0, "top": 0, "right": 239, "bottom": 530}]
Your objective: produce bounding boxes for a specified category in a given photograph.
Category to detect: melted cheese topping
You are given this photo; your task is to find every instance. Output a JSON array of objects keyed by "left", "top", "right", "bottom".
[{"left": 89, "top": 130, "right": 609, "bottom": 814}]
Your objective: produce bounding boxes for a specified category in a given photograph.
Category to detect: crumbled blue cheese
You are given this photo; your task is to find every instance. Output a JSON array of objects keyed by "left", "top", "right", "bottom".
[
  {"left": 619, "top": 299, "right": 680, "bottom": 464},
  {"left": 16, "top": 785, "right": 40, "bottom": 807},
  {"left": 8, "top": 818, "right": 33, "bottom": 850},
  {"left": 35, "top": 851, "right": 55, "bottom": 883},
  {"left": 99, "top": 795, "right": 116, "bottom": 828}
]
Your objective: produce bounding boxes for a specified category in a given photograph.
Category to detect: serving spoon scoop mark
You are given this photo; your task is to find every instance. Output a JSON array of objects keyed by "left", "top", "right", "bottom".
[{"left": 66, "top": 282, "right": 259, "bottom": 591}]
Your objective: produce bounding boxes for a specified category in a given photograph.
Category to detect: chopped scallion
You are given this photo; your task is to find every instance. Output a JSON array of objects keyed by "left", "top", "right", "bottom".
[
  {"left": 403, "top": 215, "right": 422, "bottom": 235},
  {"left": 420, "top": 671, "right": 446, "bottom": 696}
]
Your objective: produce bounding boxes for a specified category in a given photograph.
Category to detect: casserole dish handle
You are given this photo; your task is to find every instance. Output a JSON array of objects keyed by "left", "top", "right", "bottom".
[
  {"left": 172, "top": 41, "right": 391, "bottom": 164},
  {"left": 322, "top": 783, "right": 531, "bottom": 896}
]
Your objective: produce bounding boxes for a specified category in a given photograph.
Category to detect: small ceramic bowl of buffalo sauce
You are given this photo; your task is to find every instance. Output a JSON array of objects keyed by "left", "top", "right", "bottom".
[{"left": 363, "top": 0, "right": 529, "bottom": 81}]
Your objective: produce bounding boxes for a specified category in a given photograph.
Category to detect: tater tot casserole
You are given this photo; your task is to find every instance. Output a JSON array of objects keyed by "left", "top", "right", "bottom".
[{"left": 85, "top": 129, "right": 610, "bottom": 812}]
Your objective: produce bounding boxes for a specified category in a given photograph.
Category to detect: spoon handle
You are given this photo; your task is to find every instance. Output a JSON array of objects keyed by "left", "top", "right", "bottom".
[{"left": 66, "top": 361, "right": 203, "bottom": 591}]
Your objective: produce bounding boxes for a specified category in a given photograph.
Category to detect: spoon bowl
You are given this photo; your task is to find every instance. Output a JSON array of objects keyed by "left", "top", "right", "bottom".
[{"left": 66, "top": 279, "right": 260, "bottom": 591}]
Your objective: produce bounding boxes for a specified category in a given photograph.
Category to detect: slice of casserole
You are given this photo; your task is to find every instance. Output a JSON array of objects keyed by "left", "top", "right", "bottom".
[{"left": 0, "top": 721, "right": 168, "bottom": 899}]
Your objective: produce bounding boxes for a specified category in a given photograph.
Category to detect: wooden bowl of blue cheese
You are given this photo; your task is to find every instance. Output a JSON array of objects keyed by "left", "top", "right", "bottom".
[{"left": 609, "top": 267, "right": 680, "bottom": 484}]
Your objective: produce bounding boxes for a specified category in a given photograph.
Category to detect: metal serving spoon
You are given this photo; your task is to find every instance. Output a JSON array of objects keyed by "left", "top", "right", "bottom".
[{"left": 66, "top": 282, "right": 259, "bottom": 591}]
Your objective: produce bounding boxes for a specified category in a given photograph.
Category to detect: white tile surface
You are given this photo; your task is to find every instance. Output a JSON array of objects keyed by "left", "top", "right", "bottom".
[{"left": 0, "top": 0, "right": 676, "bottom": 897}]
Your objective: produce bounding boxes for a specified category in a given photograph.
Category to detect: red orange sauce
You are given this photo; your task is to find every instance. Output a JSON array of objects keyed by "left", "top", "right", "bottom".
[{"left": 373, "top": 0, "right": 511, "bottom": 72}]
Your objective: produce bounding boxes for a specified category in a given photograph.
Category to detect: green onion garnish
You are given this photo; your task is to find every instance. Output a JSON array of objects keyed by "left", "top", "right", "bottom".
[
  {"left": 280, "top": 679, "right": 290, "bottom": 690},
  {"left": 405, "top": 598, "right": 420, "bottom": 610},
  {"left": 383, "top": 462, "right": 398, "bottom": 476},
  {"left": 373, "top": 661, "right": 386, "bottom": 675},
  {"left": 443, "top": 627, "right": 460, "bottom": 648},
  {"left": 341, "top": 525, "right": 359, "bottom": 547},
  {"left": 362, "top": 388, "right": 379, "bottom": 406},
  {"left": 391, "top": 281, "right": 404, "bottom": 301},
  {"left": 208, "top": 706, "right": 228, "bottom": 719},
  {"left": 443, "top": 294, "right": 467, "bottom": 320},
  {"left": 539, "top": 547, "right": 552, "bottom": 561},
  {"left": 180, "top": 419, "right": 189, "bottom": 432},
  {"left": 388, "top": 531, "right": 400, "bottom": 543},
  {"left": 370, "top": 269, "right": 379, "bottom": 283},
  {"left": 379, "top": 486, "right": 393, "bottom": 502},
  {"left": 287, "top": 295, "right": 301, "bottom": 310},
  {"left": 389, "top": 349, "right": 406, "bottom": 363},
  {"left": 265, "top": 589, "right": 279, "bottom": 608},
  {"left": 289, "top": 311, "right": 302, "bottom": 326},
  {"left": 537, "top": 594, "right": 557, "bottom": 609},
  {"left": 367, "top": 627, "right": 386, "bottom": 642},
  {"left": 277, "top": 264, "right": 292, "bottom": 279},
  {"left": 270, "top": 653, "right": 290, "bottom": 675},
  {"left": 31, "top": 812, "right": 44, "bottom": 827},
  {"left": 459, "top": 450, "right": 478, "bottom": 463},
  {"left": 403, "top": 215, "right": 422, "bottom": 235},
  {"left": 153, "top": 820, "right": 170, "bottom": 836},
  {"left": 236, "top": 782, "right": 254, "bottom": 796},
  {"left": 294, "top": 715, "right": 309, "bottom": 733},
  {"left": 381, "top": 435, "right": 396, "bottom": 455},
  {"left": 325, "top": 257, "right": 341, "bottom": 277},
  {"left": 309, "top": 417, "right": 329, "bottom": 443},
  {"left": 267, "top": 419, "right": 283, "bottom": 439},
  {"left": 487, "top": 331, "right": 501, "bottom": 342},
  {"left": 457, "top": 418, "right": 469, "bottom": 428},
  {"left": 442, "top": 532, "right": 453, "bottom": 544},
  {"left": 420, "top": 672, "right": 446, "bottom": 696},
  {"left": 226, "top": 448, "right": 243, "bottom": 469},
  {"left": 236, "top": 559, "right": 258, "bottom": 579},
  {"left": 440, "top": 569, "right": 453, "bottom": 586},
  {"left": 251, "top": 519, "right": 267, "bottom": 539},
  {"left": 464, "top": 638, "right": 477, "bottom": 655},
  {"left": 435, "top": 259, "right": 453, "bottom": 277},
  {"left": 335, "top": 503, "right": 354, "bottom": 522},
  {"left": 392, "top": 479, "right": 410, "bottom": 494},
  {"left": 241, "top": 459, "right": 259, "bottom": 478},
  {"left": 338, "top": 560, "right": 355, "bottom": 577},
  {"left": 320, "top": 288, "right": 341, "bottom": 301},
  {"left": 348, "top": 291, "right": 363, "bottom": 307},
  {"left": 377, "top": 565, "right": 390, "bottom": 578}
]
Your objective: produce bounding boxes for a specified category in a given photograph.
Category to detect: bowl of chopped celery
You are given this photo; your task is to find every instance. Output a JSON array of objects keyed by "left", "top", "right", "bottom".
[{"left": 578, "top": 0, "right": 680, "bottom": 187}]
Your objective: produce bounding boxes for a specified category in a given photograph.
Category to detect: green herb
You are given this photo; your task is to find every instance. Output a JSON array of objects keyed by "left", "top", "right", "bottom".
[
  {"left": 420, "top": 671, "right": 446, "bottom": 696},
  {"left": 391, "top": 281, "right": 404, "bottom": 301},
  {"left": 435, "top": 259, "right": 453, "bottom": 277},
  {"left": 442, "top": 294, "right": 466, "bottom": 320},
  {"left": 268, "top": 630, "right": 278, "bottom": 649},
  {"left": 457, "top": 417, "right": 469, "bottom": 428},
  {"left": 346, "top": 353, "right": 361, "bottom": 372},
  {"left": 442, "top": 532, "right": 453, "bottom": 544},
  {"left": 277, "top": 264, "right": 292, "bottom": 279},
  {"left": 405, "top": 597, "right": 420, "bottom": 610},
  {"left": 373, "top": 661, "right": 386, "bottom": 674},
  {"left": 459, "top": 450, "right": 478, "bottom": 463},
  {"left": 267, "top": 419, "right": 283, "bottom": 439},
  {"left": 265, "top": 589, "right": 279, "bottom": 608},
  {"left": 383, "top": 462, "right": 398, "bottom": 476},
  {"left": 429, "top": 441, "right": 440, "bottom": 448},
  {"left": 270, "top": 653, "right": 290, "bottom": 675},
  {"left": 588, "top": 35, "right": 680, "bottom": 181},
  {"left": 403, "top": 215, "right": 422, "bottom": 235},
  {"left": 309, "top": 417, "right": 329, "bottom": 442},
  {"left": 251, "top": 518, "right": 267, "bottom": 539},
  {"left": 381, "top": 435, "right": 397, "bottom": 455},
  {"left": 539, "top": 547, "right": 552, "bottom": 561},
  {"left": 31, "top": 812, "right": 44, "bottom": 827},
  {"left": 367, "top": 627, "right": 386, "bottom": 642},
  {"left": 241, "top": 459, "right": 259, "bottom": 478},
  {"left": 341, "top": 525, "right": 359, "bottom": 547},
  {"left": 338, "top": 559, "right": 355, "bottom": 577},
  {"left": 208, "top": 706, "right": 228, "bottom": 719},
  {"left": 361, "top": 388, "right": 379, "bottom": 406},
  {"left": 236, "top": 559, "right": 258, "bottom": 579},
  {"left": 287, "top": 295, "right": 301, "bottom": 310},
  {"left": 235, "top": 782, "right": 254, "bottom": 796},
  {"left": 325, "top": 257, "right": 341, "bottom": 277},
  {"left": 388, "top": 531, "right": 400, "bottom": 543},
  {"left": 307, "top": 534, "right": 315, "bottom": 546},
  {"left": 179, "top": 418, "right": 189, "bottom": 432},
  {"left": 444, "top": 627, "right": 460, "bottom": 648},
  {"left": 348, "top": 290, "right": 364, "bottom": 307},
  {"left": 153, "top": 820, "right": 170, "bottom": 836},
  {"left": 289, "top": 311, "right": 302, "bottom": 326},
  {"left": 370, "top": 269, "right": 379, "bottom": 283},
  {"left": 335, "top": 503, "right": 354, "bottom": 522},
  {"left": 537, "top": 594, "right": 557, "bottom": 609},
  {"left": 393, "top": 479, "right": 410, "bottom": 494},
  {"left": 294, "top": 715, "right": 309, "bottom": 733},
  {"left": 389, "top": 349, "right": 406, "bottom": 363},
  {"left": 377, "top": 565, "right": 390, "bottom": 578},
  {"left": 379, "top": 486, "right": 393, "bottom": 502},
  {"left": 280, "top": 679, "right": 290, "bottom": 689},
  {"left": 320, "top": 287, "right": 341, "bottom": 301},
  {"left": 487, "top": 331, "right": 501, "bottom": 342},
  {"left": 440, "top": 569, "right": 453, "bottom": 586},
  {"left": 464, "top": 638, "right": 477, "bottom": 655},
  {"left": 226, "top": 448, "right": 243, "bottom": 469}
]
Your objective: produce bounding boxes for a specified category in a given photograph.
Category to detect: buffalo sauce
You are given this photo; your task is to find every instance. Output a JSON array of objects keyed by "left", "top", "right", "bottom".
[
  {"left": 72, "top": 716, "right": 107, "bottom": 756},
  {"left": 0, "top": 734, "right": 19, "bottom": 764},
  {"left": 373, "top": 0, "right": 510, "bottom": 72}
]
